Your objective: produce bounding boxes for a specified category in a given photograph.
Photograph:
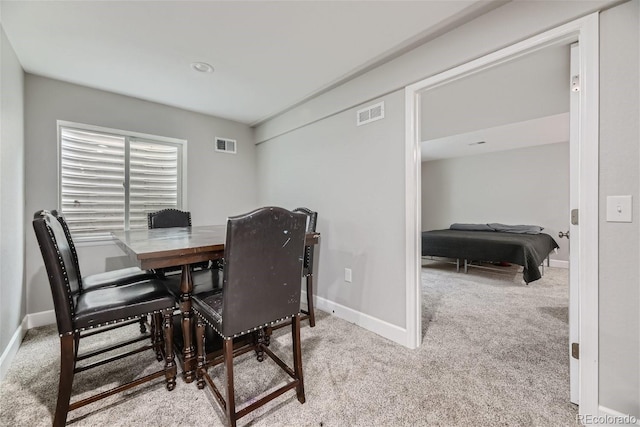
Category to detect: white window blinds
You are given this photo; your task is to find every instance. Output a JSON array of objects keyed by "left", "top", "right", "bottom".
[
  {"left": 129, "top": 140, "right": 179, "bottom": 230},
  {"left": 60, "top": 125, "right": 183, "bottom": 240}
]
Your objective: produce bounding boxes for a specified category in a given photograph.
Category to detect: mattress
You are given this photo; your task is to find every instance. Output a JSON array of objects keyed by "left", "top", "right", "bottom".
[{"left": 421, "top": 229, "right": 559, "bottom": 283}]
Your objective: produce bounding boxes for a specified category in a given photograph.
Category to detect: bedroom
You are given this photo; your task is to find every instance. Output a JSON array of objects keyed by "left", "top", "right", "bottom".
[
  {"left": 418, "top": 41, "right": 574, "bottom": 409},
  {"left": 420, "top": 43, "right": 570, "bottom": 274}
]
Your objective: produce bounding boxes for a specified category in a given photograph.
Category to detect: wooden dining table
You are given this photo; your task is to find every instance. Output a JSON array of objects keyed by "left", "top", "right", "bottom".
[{"left": 112, "top": 225, "right": 320, "bottom": 382}]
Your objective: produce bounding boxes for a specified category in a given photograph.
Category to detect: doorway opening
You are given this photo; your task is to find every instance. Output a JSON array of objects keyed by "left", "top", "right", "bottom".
[{"left": 403, "top": 13, "right": 599, "bottom": 418}]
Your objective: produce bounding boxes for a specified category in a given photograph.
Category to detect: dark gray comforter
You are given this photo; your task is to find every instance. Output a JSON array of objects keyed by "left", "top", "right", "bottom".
[{"left": 421, "top": 229, "right": 559, "bottom": 283}]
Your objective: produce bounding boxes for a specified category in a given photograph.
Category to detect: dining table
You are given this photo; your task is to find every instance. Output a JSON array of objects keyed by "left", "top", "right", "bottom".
[{"left": 112, "top": 224, "right": 320, "bottom": 382}]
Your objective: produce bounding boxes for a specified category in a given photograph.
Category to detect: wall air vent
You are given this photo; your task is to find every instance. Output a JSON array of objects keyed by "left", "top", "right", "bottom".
[
  {"left": 215, "top": 137, "right": 236, "bottom": 154},
  {"left": 356, "top": 101, "right": 385, "bottom": 126}
]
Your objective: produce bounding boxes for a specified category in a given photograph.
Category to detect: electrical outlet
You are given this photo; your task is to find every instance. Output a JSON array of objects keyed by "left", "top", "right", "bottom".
[{"left": 344, "top": 268, "right": 352, "bottom": 283}]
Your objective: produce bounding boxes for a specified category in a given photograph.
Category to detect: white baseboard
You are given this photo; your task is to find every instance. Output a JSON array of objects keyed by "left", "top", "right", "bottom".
[
  {"left": 302, "top": 291, "right": 407, "bottom": 346},
  {"left": 0, "top": 316, "right": 28, "bottom": 381},
  {"left": 0, "top": 310, "right": 56, "bottom": 381},
  {"left": 27, "top": 309, "right": 56, "bottom": 329},
  {"left": 549, "top": 259, "right": 569, "bottom": 269}
]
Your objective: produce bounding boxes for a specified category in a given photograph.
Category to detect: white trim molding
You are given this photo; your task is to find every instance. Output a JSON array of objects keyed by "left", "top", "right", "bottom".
[
  {"left": 306, "top": 292, "right": 407, "bottom": 345},
  {"left": 404, "top": 13, "right": 600, "bottom": 417},
  {"left": 27, "top": 309, "right": 56, "bottom": 329},
  {"left": 0, "top": 311, "right": 57, "bottom": 381},
  {"left": 549, "top": 259, "right": 569, "bottom": 269},
  {"left": 0, "top": 317, "right": 28, "bottom": 381}
]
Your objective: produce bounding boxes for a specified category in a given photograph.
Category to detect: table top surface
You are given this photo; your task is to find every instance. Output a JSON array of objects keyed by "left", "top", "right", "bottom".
[
  {"left": 112, "top": 225, "right": 227, "bottom": 265},
  {"left": 112, "top": 225, "right": 320, "bottom": 269}
]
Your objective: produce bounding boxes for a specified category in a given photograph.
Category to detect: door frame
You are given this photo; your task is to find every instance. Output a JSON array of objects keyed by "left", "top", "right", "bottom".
[{"left": 403, "top": 13, "right": 599, "bottom": 417}]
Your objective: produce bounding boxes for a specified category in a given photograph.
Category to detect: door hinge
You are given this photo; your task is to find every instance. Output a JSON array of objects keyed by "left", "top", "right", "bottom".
[
  {"left": 571, "top": 75, "right": 580, "bottom": 92},
  {"left": 572, "top": 342, "right": 579, "bottom": 359},
  {"left": 571, "top": 209, "right": 579, "bottom": 225}
]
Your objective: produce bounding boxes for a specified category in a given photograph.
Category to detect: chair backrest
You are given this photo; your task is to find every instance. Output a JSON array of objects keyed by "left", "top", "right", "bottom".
[
  {"left": 147, "top": 209, "right": 192, "bottom": 229},
  {"left": 221, "top": 207, "right": 306, "bottom": 336},
  {"left": 51, "top": 210, "right": 85, "bottom": 289},
  {"left": 32, "top": 210, "right": 81, "bottom": 336},
  {"left": 148, "top": 209, "right": 194, "bottom": 274},
  {"left": 292, "top": 207, "right": 318, "bottom": 271}
]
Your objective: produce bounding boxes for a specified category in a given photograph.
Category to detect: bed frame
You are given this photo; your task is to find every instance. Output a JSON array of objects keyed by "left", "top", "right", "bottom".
[{"left": 421, "top": 229, "right": 559, "bottom": 284}]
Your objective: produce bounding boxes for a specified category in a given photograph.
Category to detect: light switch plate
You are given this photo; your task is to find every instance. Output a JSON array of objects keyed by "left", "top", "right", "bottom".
[
  {"left": 344, "top": 268, "right": 352, "bottom": 283},
  {"left": 606, "top": 195, "right": 632, "bottom": 222}
]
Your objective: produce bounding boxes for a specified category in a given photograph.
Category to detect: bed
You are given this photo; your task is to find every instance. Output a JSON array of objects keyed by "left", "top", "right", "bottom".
[{"left": 421, "top": 225, "right": 559, "bottom": 283}]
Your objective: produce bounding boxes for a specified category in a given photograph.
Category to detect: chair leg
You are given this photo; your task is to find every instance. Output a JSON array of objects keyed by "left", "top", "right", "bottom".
[
  {"left": 162, "top": 309, "right": 177, "bottom": 391},
  {"left": 73, "top": 333, "right": 80, "bottom": 360},
  {"left": 152, "top": 313, "right": 163, "bottom": 361},
  {"left": 306, "top": 274, "right": 316, "bottom": 327},
  {"left": 150, "top": 314, "right": 155, "bottom": 344},
  {"left": 291, "top": 315, "right": 305, "bottom": 404},
  {"left": 223, "top": 338, "right": 237, "bottom": 427},
  {"left": 254, "top": 329, "right": 265, "bottom": 362},
  {"left": 195, "top": 316, "right": 206, "bottom": 390},
  {"left": 139, "top": 316, "right": 147, "bottom": 334},
  {"left": 53, "top": 334, "right": 76, "bottom": 427}
]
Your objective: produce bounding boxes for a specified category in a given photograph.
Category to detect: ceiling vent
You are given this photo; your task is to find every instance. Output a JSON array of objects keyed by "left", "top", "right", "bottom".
[
  {"left": 215, "top": 137, "right": 236, "bottom": 154},
  {"left": 356, "top": 101, "right": 385, "bottom": 126}
]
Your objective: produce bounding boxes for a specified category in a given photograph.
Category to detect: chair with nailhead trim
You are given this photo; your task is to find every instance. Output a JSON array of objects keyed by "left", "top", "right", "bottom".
[
  {"left": 32, "top": 210, "right": 177, "bottom": 427},
  {"left": 292, "top": 207, "right": 318, "bottom": 327},
  {"left": 147, "top": 208, "right": 212, "bottom": 274},
  {"left": 52, "top": 210, "right": 157, "bottom": 291},
  {"left": 51, "top": 210, "right": 157, "bottom": 339},
  {"left": 192, "top": 207, "right": 307, "bottom": 427}
]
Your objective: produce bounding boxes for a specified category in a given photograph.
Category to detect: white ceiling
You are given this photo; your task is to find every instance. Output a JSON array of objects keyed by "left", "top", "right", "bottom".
[
  {"left": 420, "top": 43, "right": 572, "bottom": 161},
  {"left": 0, "top": 0, "right": 498, "bottom": 125},
  {"left": 422, "top": 112, "right": 570, "bottom": 161}
]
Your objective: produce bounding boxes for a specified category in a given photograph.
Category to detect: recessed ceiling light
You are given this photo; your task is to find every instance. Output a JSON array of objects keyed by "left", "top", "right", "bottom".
[
  {"left": 191, "top": 62, "right": 214, "bottom": 73},
  {"left": 468, "top": 141, "right": 486, "bottom": 146}
]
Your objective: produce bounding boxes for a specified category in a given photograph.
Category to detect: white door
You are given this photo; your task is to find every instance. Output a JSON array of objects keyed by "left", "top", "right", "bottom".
[{"left": 568, "top": 42, "right": 580, "bottom": 405}]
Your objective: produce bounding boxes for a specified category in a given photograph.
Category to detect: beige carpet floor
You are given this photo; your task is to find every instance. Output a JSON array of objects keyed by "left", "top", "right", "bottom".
[{"left": 0, "top": 262, "right": 576, "bottom": 426}]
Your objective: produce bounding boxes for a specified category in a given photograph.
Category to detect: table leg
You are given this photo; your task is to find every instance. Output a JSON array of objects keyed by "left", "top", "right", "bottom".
[{"left": 180, "top": 265, "right": 196, "bottom": 382}]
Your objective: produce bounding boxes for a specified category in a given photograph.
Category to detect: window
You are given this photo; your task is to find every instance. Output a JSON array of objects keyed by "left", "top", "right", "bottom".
[{"left": 58, "top": 121, "right": 185, "bottom": 240}]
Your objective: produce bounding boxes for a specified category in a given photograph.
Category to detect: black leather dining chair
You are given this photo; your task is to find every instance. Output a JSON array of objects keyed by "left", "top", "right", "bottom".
[
  {"left": 53, "top": 210, "right": 157, "bottom": 290},
  {"left": 51, "top": 210, "right": 157, "bottom": 336},
  {"left": 293, "top": 207, "right": 318, "bottom": 327},
  {"left": 147, "top": 208, "right": 211, "bottom": 273},
  {"left": 32, "top": 210, "right": 177, "bottom": 427},
  {"left": 147, "top": 208, "right": 221, "bottom": 299},
  {"left": 147, "top": 208, "right": 192, "bottom": 229},
  {"left": 192, "top": 207, "right": 307, "bottom": 427}
]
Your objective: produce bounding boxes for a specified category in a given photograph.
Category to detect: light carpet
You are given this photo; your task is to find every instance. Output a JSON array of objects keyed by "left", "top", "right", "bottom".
[{"left": 0, "top": 262, "right": 575, "bottom": 426}]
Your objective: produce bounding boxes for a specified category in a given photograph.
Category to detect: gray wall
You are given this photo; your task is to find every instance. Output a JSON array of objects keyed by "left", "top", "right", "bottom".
[
  {"left": 24, "top": 75, "right": 258, "bottom": 314},
  {"left": 255, "top": 0, "right": 638, "bottom": 418},
  {"left": 0, "top": 25, "right": 25, "bottom": 372},
  {"left": 421, "top": 143, "right": 570, "bottom": 261},
  {"left": 257, "top": 90, "right": 406, "bottom": 326},
  {"left": 598, "top": 0, "right": 640, "bottom": 416}
]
